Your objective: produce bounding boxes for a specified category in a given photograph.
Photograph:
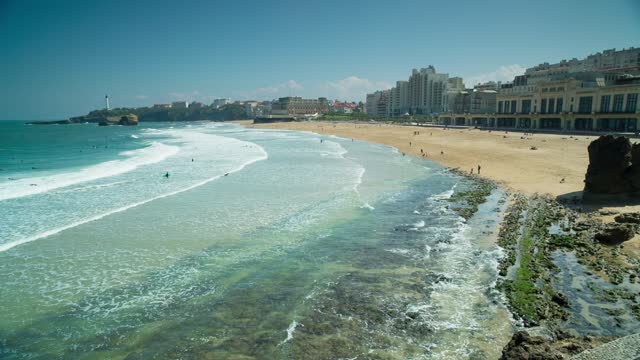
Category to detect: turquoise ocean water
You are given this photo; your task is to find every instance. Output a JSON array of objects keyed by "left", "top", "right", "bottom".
[{"left": 0, "top": 121, "right": 512, "bottom": 359}]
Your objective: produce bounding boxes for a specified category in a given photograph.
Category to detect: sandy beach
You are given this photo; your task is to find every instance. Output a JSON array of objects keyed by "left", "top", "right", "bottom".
[{"left": 240, "top": 120, "right": 590, "bottom": 197}]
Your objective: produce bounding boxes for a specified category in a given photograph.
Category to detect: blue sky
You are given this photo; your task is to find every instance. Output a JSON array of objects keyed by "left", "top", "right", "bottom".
[{"left": 1, "top": 0, "right": 639, "bottom": 120}]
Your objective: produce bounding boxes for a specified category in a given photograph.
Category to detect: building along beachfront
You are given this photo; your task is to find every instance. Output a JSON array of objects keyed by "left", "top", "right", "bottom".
[
  {"left": 270, "top": 97, "right": 329, "bottom": 116},
  {"left": 366, "top": 66, "right": 449, "bottom": 118},
  {"left": 438, "top": 47, "right": 640, "bottom": 132}
]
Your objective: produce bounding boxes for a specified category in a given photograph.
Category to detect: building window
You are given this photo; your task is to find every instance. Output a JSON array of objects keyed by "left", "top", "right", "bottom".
[
  {"left": 511, "top": 100, "right": 517, "bottom": 113},
  {"left": 522, "top": 99, "right": 531, "bottom": 113},
  {"left": 498, "top": 101, "right": 503, "bottom": 113},
  {"left": 578, "top": 96, "right": 593, "bottom": 114},
  {"left": 600, "top": 95, "right": 611, "bottom": 113},
  {"left": 548, "top": 98, "right": 555, "bottom": 114},
  {"left": 626, "top": 93, "right": 638, "bottom": 113},
  {"left": 613, "top": 94, "right": 624, "bottom": 112},
  {"left": 557, "top": 98, "right": 563, "bottom": 113},
  {"left": 541, "top": 98, "right": 547, "bottom": 114},
  {"left": 542, "top": 88, "right": 548, "bottom": 93}
]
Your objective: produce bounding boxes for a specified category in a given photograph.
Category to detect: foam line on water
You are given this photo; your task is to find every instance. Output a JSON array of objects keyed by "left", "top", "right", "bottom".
[
  {"left": 278, "top": 320, "right": 301, "bottom": 346},
  {"left": 348, "top": 153, "right": 375, "bottom": 210},
  {"left": 0, "top": 147, "right": 268, "bottom": 253},
  {"left": 429, "top": 183, "right": 458, "bottom": 201},
  {"left": 0, "top": 142, "right": 180, "bottom": 202}
]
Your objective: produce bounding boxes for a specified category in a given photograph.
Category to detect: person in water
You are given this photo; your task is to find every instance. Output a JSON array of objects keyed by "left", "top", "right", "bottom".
[{"left": 164, "top": 172, "right": 170, "bottom": 178}]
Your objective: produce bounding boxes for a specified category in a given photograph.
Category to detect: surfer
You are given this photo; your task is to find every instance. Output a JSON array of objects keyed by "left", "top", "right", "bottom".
[{"left": 224, "top": 173, "right": 229, "bottom": 176}]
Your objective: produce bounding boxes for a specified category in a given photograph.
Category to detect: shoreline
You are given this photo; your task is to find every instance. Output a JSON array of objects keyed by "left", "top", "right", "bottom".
[
  {"left": 236, "top": 119, "right": 640, "bottom": 358},
  {"left": 236, "top": 120, "right": 590, "bottom": 197}
]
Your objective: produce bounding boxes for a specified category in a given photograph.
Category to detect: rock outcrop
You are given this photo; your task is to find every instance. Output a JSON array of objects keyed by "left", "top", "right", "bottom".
[
  {"left": 594, "top": 223, "right": 636, "bottom": 245},
  {"left": 119, "top": 114, "right": 139, "bottom": 126},
  {"left": 98, "top": 114, "right": 139, "bottom": 126},
  {"left": 584, "top": 135, "right": 640, "bottom": 194},
  {"left": 500, "top": 331, "right": 565, "bottom": 359},
  {"left": 614, "top": 212, "right": 640, "bottom": 224}
]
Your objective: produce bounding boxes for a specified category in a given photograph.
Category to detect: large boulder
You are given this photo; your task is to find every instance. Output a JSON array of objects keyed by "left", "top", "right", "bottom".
[
  {"left": 594, "top": 223, "right": 636, "bottom": 245},
  {"left": 500, "top": 331, "right": 564, "bottom": 360},
  {"left": 584, "top": 135, "right": 632, "bottom": 194}
]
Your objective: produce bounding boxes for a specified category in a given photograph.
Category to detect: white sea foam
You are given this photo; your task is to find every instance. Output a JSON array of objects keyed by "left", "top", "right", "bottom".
[
  {"left": 360, "top": 202, "right": 375, "bottom": 210},
  {"left": 278, "top": 320, "right": 301, "bottom": 346},
  {"left": 0, "top": 141, "right": 268, "bottom": 253},
  {"left": 0, "top": 142, "right": 180, "bottom": 202},
  {"left": 430, "top": 184, "right": 458, "bottom": 201},
  {"left": 130, "top": 134, "right": 139, "bottom": 139},
  {"left": 351, "top": 166, "right": 375, "bottom": 210},
  {"left": 56, "top": 180, "right": 129, "bottom": 194}
]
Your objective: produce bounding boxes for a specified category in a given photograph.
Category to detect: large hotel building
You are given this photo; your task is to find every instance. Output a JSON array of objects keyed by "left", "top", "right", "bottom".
[
  {"left": 438, "top": 47, "right": 640, "bottom": 132},
  {"left": 367, "top": 47, "right": 640, "bottom": 133}
]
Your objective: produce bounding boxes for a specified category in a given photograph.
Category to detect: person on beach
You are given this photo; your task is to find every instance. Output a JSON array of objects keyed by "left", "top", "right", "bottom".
[
  {"left": 470, "top": 168, "right": 474, "bottom": 174},
  {"left": 478, "top": 165, "right": 481, "bottom": 174}
]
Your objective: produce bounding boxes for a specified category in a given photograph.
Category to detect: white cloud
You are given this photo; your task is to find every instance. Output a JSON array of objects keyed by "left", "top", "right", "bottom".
[
  {"left": 135, "top": 94, "right": 149, "bottom": 100},
  {"left": 245, "top": 80, "right": 304, "bottom": 100},
  {"left": 465, "top": 65, "right": 526, "bottom": 87},
  {"left": 322, "top": 76, "right": 392, "bottom": 101}
]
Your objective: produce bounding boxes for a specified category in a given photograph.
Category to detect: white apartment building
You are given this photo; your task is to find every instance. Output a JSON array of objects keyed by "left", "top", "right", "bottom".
[
  {"left": 212, "top": 98, "right": 231, "bottom": 108},
  {"left": 365, "top": 90, "right": 392, "bottom": 118},
  {"left": 366, "top": 92, "right": 381, "bottom": 117},
  {"left": 387, "top": 81, "right": 409, "bottom": 117},
  {"left": 408, "top": 66, "right": 449, "bottom": 115},
  {"left": 526, "top": 47, "right": 640, "bottom": 84},
  {"left": 446, "top": 77, "right": 466, "bottom": 113}
]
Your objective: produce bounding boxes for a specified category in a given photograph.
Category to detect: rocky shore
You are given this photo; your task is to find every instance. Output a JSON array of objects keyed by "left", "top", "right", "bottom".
[
  {"left": 443, "top": 169, "right": 640, "bottom": 359},
  {"left": 494, "top": 194, "right": 640, "bottom": 358}
]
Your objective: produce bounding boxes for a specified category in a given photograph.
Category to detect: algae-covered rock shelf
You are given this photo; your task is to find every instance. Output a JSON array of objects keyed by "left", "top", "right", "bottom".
[{"left": 496, "top": 193, "right": 640, "bottom": 359}]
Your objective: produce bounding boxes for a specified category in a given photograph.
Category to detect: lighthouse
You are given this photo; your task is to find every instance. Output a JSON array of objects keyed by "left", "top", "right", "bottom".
[{"left": 105, "top": 95, "right": 110, "bottom": 111}]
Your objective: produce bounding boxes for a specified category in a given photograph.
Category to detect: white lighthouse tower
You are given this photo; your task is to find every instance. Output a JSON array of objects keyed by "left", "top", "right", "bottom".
[{"left": 105, "top": 95, "right": 110, "bottom": 111}]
